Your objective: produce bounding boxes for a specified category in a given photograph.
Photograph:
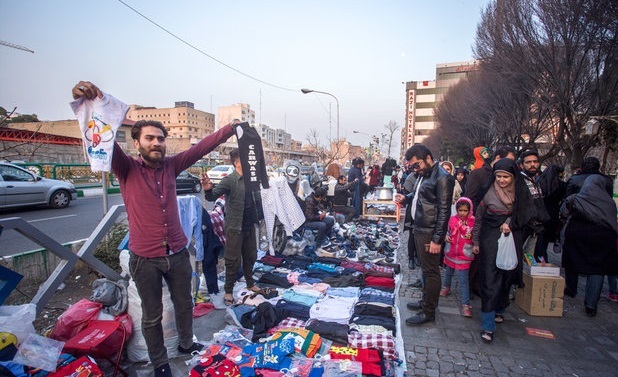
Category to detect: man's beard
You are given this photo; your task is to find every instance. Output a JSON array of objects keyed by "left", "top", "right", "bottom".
[{"left": 139, "top": 145, "right": 165, "bottom": 164}]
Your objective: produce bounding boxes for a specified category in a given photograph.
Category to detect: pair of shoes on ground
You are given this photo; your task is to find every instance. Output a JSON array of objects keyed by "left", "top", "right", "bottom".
[
  {"left": 606, "top": 292, "right": 618, "bottom": 302},
  {"left": 406, "top": 311, "right": 435, "bottom": 325},
  {"left": 223, "top": 293, "right": 234, "bottom": 306},
  {"left": 407, "top": 300, "right": 423, "bottom": 311},
  {"left": 585, "top": 306, "right": 597, "bottom": 317},
  {"left": 461, "top": 304, "right": 472, "bottom": 317},
  {"left": 178, "top": 342, "right": 204, "bottom": 354},
  {"left": 480, "top": 330, "right": 494, "bottom": 343},
  {"left": 439, "top": 287, "right": 450, "bottom": 297},
  {"left": 208, "top": 292, "right": 227, "bottom": 309},
  {"left": 154, "top": 363, "right": 173, "bottom": 377}
]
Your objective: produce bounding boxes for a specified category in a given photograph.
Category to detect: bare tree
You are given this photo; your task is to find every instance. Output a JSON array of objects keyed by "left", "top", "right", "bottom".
[
  {"left": 474, "top": 0, "right": 618, "bottom": 171},
  {"left": 381, "top": 121, "right": 399, "bottom": 159},
  {"left": 0, "top": 107, "right": 47, "bottom": 161},
  {"left": 305, "top": 128, "right": 348, "bottom": 168}
]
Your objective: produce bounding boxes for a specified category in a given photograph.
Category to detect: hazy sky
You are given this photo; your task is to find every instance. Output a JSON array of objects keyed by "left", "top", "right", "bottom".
[{"left": 0, "top": 0, "right": 490, "bottom": 155}]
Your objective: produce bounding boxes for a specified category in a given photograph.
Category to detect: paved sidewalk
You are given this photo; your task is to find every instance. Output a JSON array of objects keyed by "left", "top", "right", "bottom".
[{"left": 398, "top": 230, "right": 618, "bottom": 377}]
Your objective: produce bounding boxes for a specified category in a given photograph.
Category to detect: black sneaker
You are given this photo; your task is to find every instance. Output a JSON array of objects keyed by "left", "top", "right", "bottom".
[
  {"left": 178, "top": 342, "right": 204, "bottom": 354},
  {"left": 154, "top": 363, "right": 173, "bottom": 377}
]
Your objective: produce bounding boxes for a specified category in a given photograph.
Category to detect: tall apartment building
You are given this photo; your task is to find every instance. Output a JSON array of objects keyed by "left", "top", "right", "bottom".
[
  {"left": 401, "top": 60, "right": 479, "bottom": 155},
  {"left": 255, "top": 123, "right": 276, "bottom": 147},
  {"left": 125, "top": 101, "right": 215, "bottom": 154},
  {"left": 217, "top": 103, "right": 255, "bottom": 130},
  {"left": 255, "top": 123, "right": 294, "bottom": 150},
  {"left": 126, "top": 101, "right": 215, "bottom": 138}
]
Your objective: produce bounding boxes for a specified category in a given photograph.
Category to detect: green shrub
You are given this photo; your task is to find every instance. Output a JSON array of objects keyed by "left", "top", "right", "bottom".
[{"left": 93, "top": 223, "right": 128, "bottom": 273}]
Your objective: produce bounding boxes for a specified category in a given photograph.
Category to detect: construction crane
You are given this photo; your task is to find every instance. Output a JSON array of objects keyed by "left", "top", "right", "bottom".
[{"left": 0, "top": 40, "right": 34, "bottom": 53}]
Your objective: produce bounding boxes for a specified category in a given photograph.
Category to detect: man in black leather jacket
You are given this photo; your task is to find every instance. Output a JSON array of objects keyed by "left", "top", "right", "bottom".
[{"left": 395, "top": 144, "right": 455, "bottom": 325}]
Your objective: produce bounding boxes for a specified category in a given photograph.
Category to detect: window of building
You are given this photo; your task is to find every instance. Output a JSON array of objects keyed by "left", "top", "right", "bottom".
[{"left": 116, "top": 130, "right": 126, "bottom": 142}]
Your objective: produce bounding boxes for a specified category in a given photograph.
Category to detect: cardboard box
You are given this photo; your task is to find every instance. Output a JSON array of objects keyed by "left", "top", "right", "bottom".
[
  {"left": 523, "top": 263, "right": 561, "bottom": 277},
  {"left": 515, "top": 272, "right": 564, "bottom": 317}
]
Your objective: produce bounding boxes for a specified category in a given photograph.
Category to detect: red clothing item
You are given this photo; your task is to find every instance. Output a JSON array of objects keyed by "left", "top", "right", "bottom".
[
  {"left": 112, "top": 124, "right": 234, "bottom": 258},
  {"left": 444, "top": 197, "right": 476, "bottom": 270},
  {"left": 369, "top": 168, "right": 381, "bottom": 186},
  {"left": 364, "top": 275, "right": 395, "bottom": 289},
  {"left": 472, "top": 146, "right": 487, "bottom": 170}
]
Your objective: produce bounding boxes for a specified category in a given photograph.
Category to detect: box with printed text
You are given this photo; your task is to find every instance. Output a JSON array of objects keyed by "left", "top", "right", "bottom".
[
  {"left": 523, "top": 263, "right": 561, "bottom": 277},
  {"left": 515, "top": 272, "right": 564, "bottom": 317}
]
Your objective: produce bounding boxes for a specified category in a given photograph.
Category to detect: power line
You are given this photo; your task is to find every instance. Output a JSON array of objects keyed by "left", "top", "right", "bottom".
[{"left": 116, "top": 0, "right": 297, "bottom": 92}]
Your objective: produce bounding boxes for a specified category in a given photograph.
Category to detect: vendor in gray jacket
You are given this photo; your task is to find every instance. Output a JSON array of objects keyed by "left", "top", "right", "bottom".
[
  {"left": 203, "top": 148, "right": 261, "bottom": 306},
  {"left": 395, "top": 144, "right": 454, "bottom": 325}
]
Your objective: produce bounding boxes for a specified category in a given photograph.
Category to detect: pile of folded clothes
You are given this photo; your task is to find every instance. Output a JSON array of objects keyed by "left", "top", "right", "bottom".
[{"left": 190, "top": 219, "right": 405, "bottom": 377}]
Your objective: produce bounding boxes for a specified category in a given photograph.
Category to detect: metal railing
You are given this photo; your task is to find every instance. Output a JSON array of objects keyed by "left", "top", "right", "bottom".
[
  {"left": 16, "top": 162, "right": 214, "bottom": 189},
  {"left": 0, "top": 205, "right": 127, "bottom": 315}
]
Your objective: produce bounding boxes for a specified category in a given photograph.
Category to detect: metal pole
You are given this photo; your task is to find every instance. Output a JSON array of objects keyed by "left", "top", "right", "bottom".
[{"left": 102, "top": 172, "right": 109, "bottom": 215}]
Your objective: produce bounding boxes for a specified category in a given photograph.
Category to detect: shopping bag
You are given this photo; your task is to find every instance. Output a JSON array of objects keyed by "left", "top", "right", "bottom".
[
  {"left": 522, "top": 234, "right": 537, "bottom": 256},
  {"left": 496, "top": 233, "right": 517, "bottom": 270}
]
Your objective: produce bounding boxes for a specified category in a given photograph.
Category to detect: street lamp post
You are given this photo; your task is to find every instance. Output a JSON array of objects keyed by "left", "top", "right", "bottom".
[
  {"left": 301, "top": 88, "right": 340, "bottom": 141},
  {"left": 353, "top": 130, "right": 374, "bottom": 165}
]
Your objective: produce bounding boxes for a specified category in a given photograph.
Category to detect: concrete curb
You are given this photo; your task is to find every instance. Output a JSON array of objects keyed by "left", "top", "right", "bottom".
[{"left": 77, "top": 187, "right": 120, "bottom": 197}]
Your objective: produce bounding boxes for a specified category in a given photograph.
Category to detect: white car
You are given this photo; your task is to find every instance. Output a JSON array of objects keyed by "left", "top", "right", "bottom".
[
  {"left": 206, "top": 165, "right": 234, "bottom": 185},
  {"left": 0, "top": 162, "right": 78, "bottom": 209}
]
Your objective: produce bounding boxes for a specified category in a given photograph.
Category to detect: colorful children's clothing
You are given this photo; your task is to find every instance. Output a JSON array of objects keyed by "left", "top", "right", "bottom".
[{"left": 443, "top": 197, "right": 475, "bottom": 270}]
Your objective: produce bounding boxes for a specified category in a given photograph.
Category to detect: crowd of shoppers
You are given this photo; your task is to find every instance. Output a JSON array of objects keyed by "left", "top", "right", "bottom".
[{"left": 399, "top": 143, "right": 616, "bottom": 343}]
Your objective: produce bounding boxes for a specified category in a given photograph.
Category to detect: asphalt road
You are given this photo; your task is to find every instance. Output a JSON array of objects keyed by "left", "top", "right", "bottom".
[{"left": 0, "top": 192, "right": 208, "bottom": 255}]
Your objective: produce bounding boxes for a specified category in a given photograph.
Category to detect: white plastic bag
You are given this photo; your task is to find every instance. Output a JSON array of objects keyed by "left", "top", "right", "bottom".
[
  {"left": 496, "top": 233, "right": 518, "bottom": 270},
  {"left": 0, "top": 303, "right": 36, "bottom": 345},
  {"left": 13, "top": 333, "right": 64, "bottom": 372}
]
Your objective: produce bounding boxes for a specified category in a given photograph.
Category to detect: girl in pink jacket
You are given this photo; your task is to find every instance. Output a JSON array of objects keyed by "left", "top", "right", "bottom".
[{"left": 440, "top": 197, "right": 477, "bottom": 317}]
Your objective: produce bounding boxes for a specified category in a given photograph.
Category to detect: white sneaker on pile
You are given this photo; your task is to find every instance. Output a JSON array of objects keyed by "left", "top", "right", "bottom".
[{"left": 209, "top": 292, "right": 227, "bottom": 309}]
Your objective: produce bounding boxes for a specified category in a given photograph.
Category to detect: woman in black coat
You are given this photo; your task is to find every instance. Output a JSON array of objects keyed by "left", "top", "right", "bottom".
[
  {"left": 472, "top": 158, "right": 536, "bottom": 342},
  {"left": 561, "top": 175, "right": 618, "bottom": 316}
]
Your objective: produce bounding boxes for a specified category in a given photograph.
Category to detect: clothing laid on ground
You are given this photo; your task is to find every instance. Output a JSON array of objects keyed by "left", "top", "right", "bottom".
[{"left": 70, "top": 93, "right": 129, "bottom": 172}]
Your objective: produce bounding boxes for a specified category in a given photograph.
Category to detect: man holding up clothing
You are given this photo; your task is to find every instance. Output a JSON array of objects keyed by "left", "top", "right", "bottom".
[{"left": 71, "top": 81, "right": 238, "bottom": 377}]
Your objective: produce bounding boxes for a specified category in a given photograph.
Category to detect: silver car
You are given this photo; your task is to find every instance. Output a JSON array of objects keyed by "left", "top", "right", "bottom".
[
  {"left": 0, "top": 162, "right": 78, "bottom": 209},
  {"left": 206, "top": 165, "right": 234, "bottom": 185}
]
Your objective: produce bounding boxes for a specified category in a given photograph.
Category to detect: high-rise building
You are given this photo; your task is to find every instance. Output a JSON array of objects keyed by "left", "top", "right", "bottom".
[
  {"left": 126, "top": 102, "right": 215, "bottom": 139},
  {"left": 401, "top": 60, "right": 479, "bottom": 155},
  {"left": 126, "top": 101, "right": 215, "bottom": 154},
  {"left": 217, "top": 103, "right": 255, "bottom": 130}
]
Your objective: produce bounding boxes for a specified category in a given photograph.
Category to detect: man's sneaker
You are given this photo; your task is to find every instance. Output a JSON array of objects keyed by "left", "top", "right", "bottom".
[
  {"left": 154, "top": 363, "right": 173, "bottom": 377},
  {"left": 439, "top": 287, "right": 450, "bottom": 297},
  {"left": 209, "top": 292, "right": 227, "bottom": 309},
  {"left": 320, "top": 240, "right": 332, "bottom": 248},
  {"left": 461, "top": 304, "right": 472, "bottom": 317},
  {"left": 178, "top": 342, "right": 204, "bottom": 354},
  {"left": 606, "top": 292, "right": 618, "bottom": 302}
]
